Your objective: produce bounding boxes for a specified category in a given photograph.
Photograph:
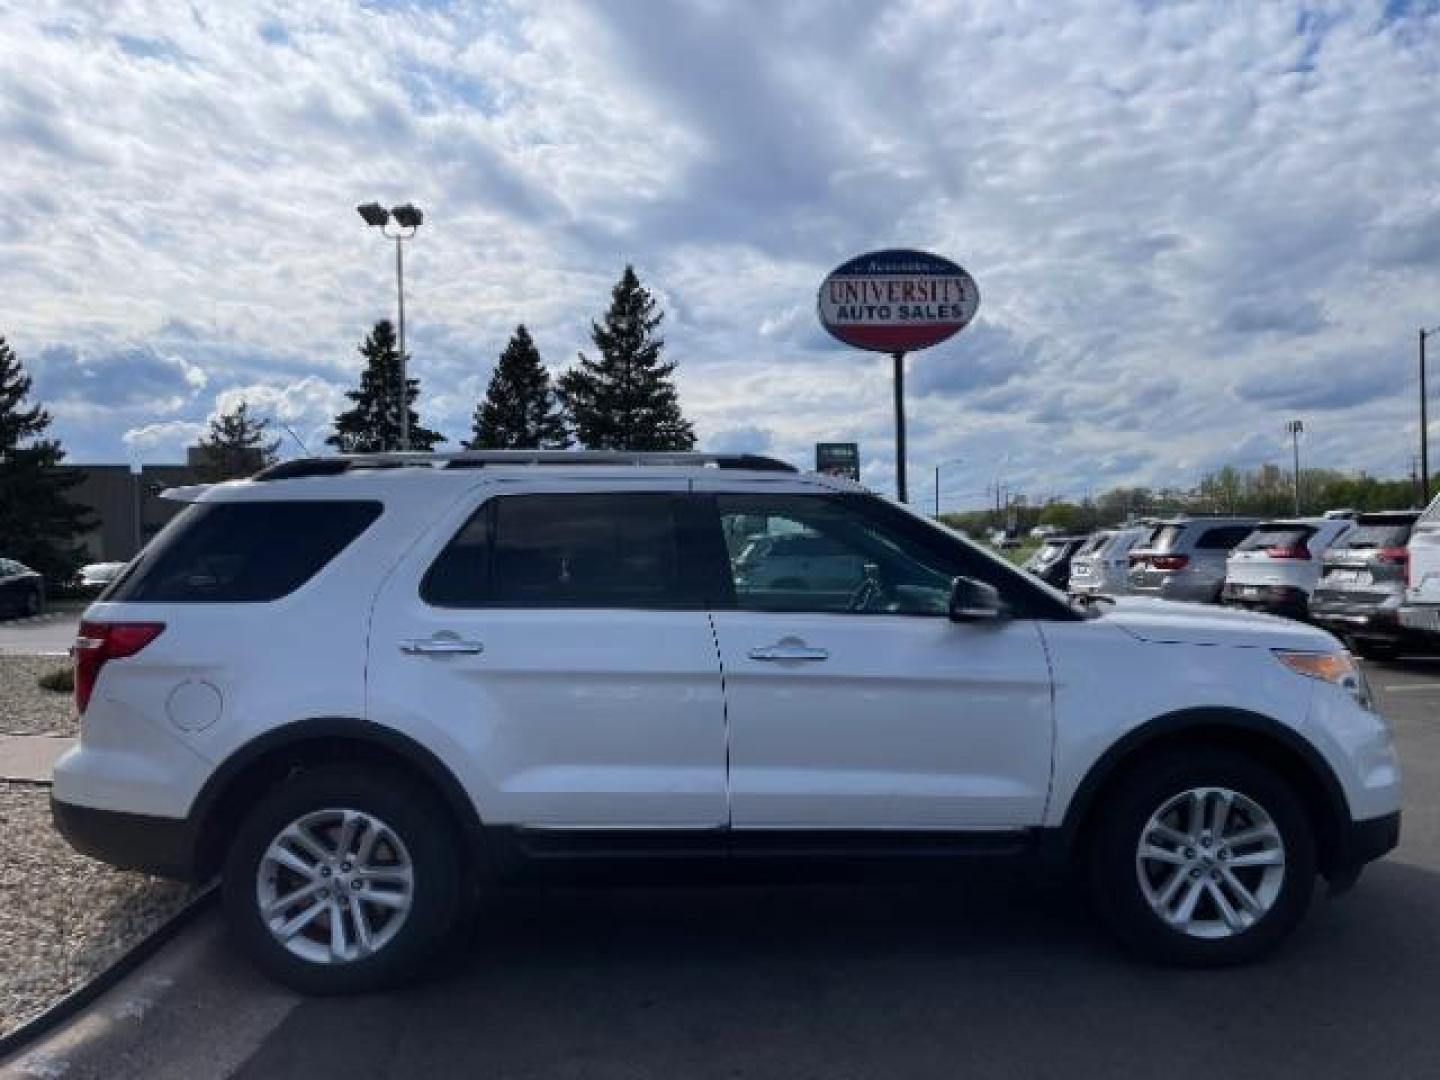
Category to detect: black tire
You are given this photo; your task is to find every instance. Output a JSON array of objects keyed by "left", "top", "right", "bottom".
[
  {"left": 22, "top": 588, "right": 41, "bottom": 617},
  {"left": 1088, "top": 747, "right": 1316, "bottom": 967},
  {"left": 221, "top": 763, "right": 463, "bottom": 994}
]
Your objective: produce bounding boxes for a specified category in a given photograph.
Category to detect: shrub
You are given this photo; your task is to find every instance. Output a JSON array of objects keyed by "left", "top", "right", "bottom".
[{"left": 37, "top": 666, "right": 74, "bottom": 693}]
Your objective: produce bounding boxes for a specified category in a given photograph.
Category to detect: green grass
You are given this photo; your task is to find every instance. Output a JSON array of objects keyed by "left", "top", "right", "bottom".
[{"left": 998, "top": 541, "right": 1040, "bottom": 566}]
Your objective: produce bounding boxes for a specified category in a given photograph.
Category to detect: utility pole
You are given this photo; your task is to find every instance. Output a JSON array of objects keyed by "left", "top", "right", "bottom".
[
  {"left": 933, "top": 457, "right": 964, "bottom": 518},
  {"left": 1286, "top": 419, "right": 1304, "bottom": 515},
  {"left": 1422, "top": 328, "right": 1438, "bottom": 505}
]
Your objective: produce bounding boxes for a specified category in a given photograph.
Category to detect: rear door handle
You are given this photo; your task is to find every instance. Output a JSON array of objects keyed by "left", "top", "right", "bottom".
[
  {"left": 748, "top": 643, "right": 829, "bottom": 662},
  {"left": 400, "top": 637, "right": 484, "bottom": 655}
]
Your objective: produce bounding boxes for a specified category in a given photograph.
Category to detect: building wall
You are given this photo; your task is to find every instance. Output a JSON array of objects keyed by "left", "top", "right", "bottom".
[{"left": 69, "top": 464, "right": 202, "bottom": 562}]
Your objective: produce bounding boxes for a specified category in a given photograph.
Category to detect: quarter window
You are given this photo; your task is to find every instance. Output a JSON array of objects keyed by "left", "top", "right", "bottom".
[
  {"left": 423, "top": 493, "right": 693, "bottom": 609},
  {"left": 105, "top": 501, "right": 382, "bottom": 603}
]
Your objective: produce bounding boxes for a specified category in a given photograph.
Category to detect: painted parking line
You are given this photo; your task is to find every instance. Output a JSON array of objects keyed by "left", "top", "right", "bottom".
[{"left": 1379, "top": 683, "right": 1440, "bottom": 693}]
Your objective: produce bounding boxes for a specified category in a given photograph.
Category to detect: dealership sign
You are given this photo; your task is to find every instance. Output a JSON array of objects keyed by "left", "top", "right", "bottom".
[{"left": 817, "top": 249, "right": 979, "bottom": 354}]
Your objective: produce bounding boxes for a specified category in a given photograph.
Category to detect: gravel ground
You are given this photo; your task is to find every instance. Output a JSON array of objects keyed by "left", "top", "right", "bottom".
[
  {"left": 0, "top": 782, "right": 195, "bottom": 1038},
  {"left": 0, "top": 656, "right": 77, "bottom": 736}
]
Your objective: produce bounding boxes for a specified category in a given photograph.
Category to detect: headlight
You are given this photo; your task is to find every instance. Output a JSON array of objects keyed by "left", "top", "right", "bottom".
[{"left": 1274, "top": 649, "right": 1373, "bottom": 711}]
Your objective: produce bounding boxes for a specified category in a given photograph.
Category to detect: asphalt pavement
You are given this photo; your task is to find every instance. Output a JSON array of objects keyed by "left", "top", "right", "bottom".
[
  {"left": 0, "top": 608, "right": 81, "bottom": 656},
  {"left": 6, "top": 661, "right": 1440, "bottom": 1080}
]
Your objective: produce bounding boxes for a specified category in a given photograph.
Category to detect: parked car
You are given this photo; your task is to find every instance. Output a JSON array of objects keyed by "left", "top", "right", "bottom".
[
  {"left": 1020, "top": 534, "right": 1087, "bottom": 590},
  {"left": 77, "top": 561, "right": 127, "bottom": 596},
  {"left": 1127, "top": 517, "right": 1259, "bottom": 604},
  {"left": 1069, "top": 526, "right": 1149, "bottom": 597},
  {"left": 1311, "top": 512, "right": 1426, "bottom": 660},
  {"left": 1029, "top": 524, "right": 1060, "bottom": 540},
  {"left": 0, "top": 558, "right": 45, "bottom": 617},
  {"left": 733, "top": 531, "right": 868, "bottom": 595},
  {"left": 52, "top": 451, "right": 1398, "bottom": 992},
  {"left": 1400, "top": 494, "right": 1440, "bottom": 644},
  {"left": 1220, "top": 518, "right": 1355, "bottom": 619}
]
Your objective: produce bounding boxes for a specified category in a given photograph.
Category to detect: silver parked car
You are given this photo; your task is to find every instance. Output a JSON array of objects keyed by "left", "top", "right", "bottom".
[
  {"left": 1069, "top": 526, "right": 1149, "bottom": 596},
  {"left": 1127, "top": 517, "right": 1258, "bottom": 604}
]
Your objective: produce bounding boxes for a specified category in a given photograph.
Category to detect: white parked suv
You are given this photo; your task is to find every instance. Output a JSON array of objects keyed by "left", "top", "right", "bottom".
[
  {"left": 1221, "top": 517, "right": 1355, "bottom": 619},
  {"left": 1401, "top": 494, "right": 1440, "bottom": 640},
  {"left": 52, "top": 452, "right": 1400, "bottom": 992}
]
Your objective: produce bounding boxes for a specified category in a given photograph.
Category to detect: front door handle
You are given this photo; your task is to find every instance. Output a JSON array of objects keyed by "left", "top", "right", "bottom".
[
  {"left": 748, "top": 641, "right": 829, "bottom": 662},
  {"left": 400, "top": 636, "right": 484, "bottom": 656}
]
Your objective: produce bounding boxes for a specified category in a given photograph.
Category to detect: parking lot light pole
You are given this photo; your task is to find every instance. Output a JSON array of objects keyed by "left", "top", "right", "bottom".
[
  {"left": 357, "top": 202, "right": 424, "bottom": 452},
  {"left": 934, "top": 457, "right": 965, "bottom": 517},
  {"left": 1286, "top": 419, "right": 1304, "bottom": 515},
  {"left": 1422, "top": 327, "right": 1439, "bottom": 505}
]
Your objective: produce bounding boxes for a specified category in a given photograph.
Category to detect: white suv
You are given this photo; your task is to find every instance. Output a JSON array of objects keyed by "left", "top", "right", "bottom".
[
  {"left": 1401, "top": 494, "right": 1440, "bottom": 640},
  {"left": 52, "top": 452, "right": 1400, "bottom": 992}
]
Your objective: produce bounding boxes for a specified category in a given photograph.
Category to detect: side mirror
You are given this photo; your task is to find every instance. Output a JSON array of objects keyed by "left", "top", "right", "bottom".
[{"left": 949, "top": 576, "right": 1005, "bottom": 622}]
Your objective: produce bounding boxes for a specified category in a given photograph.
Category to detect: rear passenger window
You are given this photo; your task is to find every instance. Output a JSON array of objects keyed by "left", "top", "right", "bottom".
[
  {"left": 422, "top": 493, "right": 692, "bottom": 609},
  {"left": 107, "top": 501, "right": 382, "bottom": 603}
]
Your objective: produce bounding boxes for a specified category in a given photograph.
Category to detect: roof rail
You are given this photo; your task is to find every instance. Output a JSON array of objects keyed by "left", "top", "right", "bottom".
[{"left": 252, "top": 450, "right": 800, "bottom": 482}]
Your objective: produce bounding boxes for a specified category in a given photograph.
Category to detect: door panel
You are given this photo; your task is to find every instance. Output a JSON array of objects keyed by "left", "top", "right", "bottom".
[
  {"left": 698, "top": 484, "right": 1055, "bottom": 830},
  {"left": 711, "top": 611, "right": 1054, "bottom": 828},
  {"left": 367, "top": 484, "right": 728, "bottom": 829}
]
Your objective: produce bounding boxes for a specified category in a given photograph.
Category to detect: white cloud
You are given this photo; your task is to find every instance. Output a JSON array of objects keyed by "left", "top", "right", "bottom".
[{"left": 0, "top": 0, "right": 1437, "bottom": 501}]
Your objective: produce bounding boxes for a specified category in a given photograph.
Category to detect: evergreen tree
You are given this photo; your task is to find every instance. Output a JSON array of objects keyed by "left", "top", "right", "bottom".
[
  {"left": 0, "top": 336, "right": 91, "bottom": 583},
  {"left": 193, "top": 400, "right": 281, "bottom": 481},
  {"left": 327, "top": 320, "right": 445, "bottom": 453},
  {"left": 557, "top": 265, "right": 696, "bottom": 451},
  {"left": 467, "top": 325, "right": 570, "bottom": 450}
]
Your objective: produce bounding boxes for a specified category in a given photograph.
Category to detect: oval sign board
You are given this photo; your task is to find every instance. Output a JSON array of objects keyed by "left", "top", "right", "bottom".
[{"left": 817, "top": 249, "right": 979, "bottom": 353}]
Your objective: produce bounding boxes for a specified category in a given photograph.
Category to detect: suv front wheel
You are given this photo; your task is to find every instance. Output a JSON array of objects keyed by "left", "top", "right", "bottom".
[
  {"left": 1088, "top": 748, "right": 1316, "bottom": 966},
  {"left": 222, "top": 764, "right": 463, "bottom": 994}
]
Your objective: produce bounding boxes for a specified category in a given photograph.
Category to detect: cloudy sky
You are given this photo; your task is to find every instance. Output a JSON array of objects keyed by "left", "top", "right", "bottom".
[{"left": 2, "top": 0, "right": 1438, "bottom": 508}]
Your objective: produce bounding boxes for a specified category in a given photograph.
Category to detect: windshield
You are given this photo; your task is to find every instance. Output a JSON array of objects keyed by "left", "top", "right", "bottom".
[
  {"left": 890, "top": 495, "right": 1075, "bottom": 613},
  {"left": 1074, "top": 532, "right": 1111, "bottom": 557}
]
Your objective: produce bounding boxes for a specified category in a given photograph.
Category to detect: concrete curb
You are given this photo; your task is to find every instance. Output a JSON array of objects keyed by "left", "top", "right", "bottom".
[{"left": 0, "top": 886, "right": 217, "bottom": 1064}]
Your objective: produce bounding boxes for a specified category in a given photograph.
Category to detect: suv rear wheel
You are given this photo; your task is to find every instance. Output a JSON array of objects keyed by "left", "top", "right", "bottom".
[
  {"left": 1088, "top": 748, "right": 1316, "bottom": 966},
  {"left": 221, "top": 764, "right": 463, "bottom": 994}
]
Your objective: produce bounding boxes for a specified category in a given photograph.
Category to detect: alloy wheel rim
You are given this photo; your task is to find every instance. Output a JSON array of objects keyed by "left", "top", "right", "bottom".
[
  {"left": 1135, "top": 786, "right": 1285, "bottom": 940},
  {"left": 256, "top": 807, "right": 414, "bottom": 965}
]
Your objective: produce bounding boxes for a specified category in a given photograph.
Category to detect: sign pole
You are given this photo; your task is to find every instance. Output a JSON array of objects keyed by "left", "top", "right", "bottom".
[{"left": 893, "top": 350, "right": 907, "bottom": 503}]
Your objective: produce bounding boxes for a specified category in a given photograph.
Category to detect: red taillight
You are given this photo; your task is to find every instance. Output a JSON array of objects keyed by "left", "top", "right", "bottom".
[
  {"left": 1264, "top": 545, "right": 1311, "bottom": 560},
  {"left": 73, "top": 621, "right": 165, "bottom": 714},
  {"left": 1377, "top": 546, "right": 1410, "bottom": 567},
  {"left": 1150, "top": 554, "right": 1189, "bottom": 571}
]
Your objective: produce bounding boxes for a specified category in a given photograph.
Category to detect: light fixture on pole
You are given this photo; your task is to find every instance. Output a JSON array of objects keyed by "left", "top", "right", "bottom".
[
  {"left": 933, "top": 457, "right": 965, "bottom": 517},
  {"left": 1421, "top": 327, "right": 1439, "bottom": 505},
  {"left": 1285, "top": 419, "right": 1304, "bottom": 515},
  {"left": 357, "top": 201, "right": 424, "bottom": 452}
]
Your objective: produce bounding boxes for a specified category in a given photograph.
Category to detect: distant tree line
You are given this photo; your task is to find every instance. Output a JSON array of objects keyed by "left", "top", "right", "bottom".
[{"left": 941, "top": 464, "right": 1424, "bottom": 538}]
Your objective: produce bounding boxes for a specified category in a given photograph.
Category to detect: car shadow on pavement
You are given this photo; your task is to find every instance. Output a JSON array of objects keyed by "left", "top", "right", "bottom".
[{"left": 234, "top": 858, "right": 1440, "bottom": 1079}]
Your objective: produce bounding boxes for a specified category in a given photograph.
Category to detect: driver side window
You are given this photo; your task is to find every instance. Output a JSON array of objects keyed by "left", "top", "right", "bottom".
[{"left": 716, "top": 494, "right": 954, "bottom": 616}]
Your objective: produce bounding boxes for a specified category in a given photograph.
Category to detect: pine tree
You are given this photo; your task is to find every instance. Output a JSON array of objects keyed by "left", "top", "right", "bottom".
[
  {"left": 193, "top": 400, "right": 282, "bottom": 481},
  {"left": 467, "top": 326, "right": 570, "bottom": 450},
  {"left": 557, "top": 265, "right": 696, "bottom": 451},
  {"left": 0, "top": 336, "right": 91, "bottom": 583},
  {"left": 327, "top": 320, "right": 445, "bottom": 453}
]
